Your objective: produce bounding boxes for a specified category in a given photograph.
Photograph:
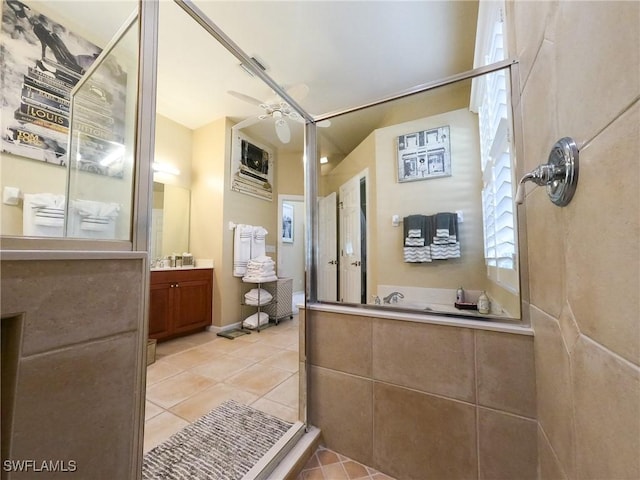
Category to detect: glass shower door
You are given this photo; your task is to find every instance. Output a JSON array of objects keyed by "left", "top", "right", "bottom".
[{"left": 65, "top": 12, "right": 139, "bottom": 242}]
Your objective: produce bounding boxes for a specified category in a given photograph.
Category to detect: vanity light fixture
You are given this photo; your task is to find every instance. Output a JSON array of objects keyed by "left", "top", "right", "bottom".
[
  {"left": 152, "top": 162, "right": 181, "bottom": 176},
  {"left": 515, "top": 137, "right": 579, "bottom": 207}
]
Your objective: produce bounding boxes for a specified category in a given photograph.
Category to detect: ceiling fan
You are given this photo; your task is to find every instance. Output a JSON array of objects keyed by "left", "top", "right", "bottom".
[{"left": 228, "top": 84, "right": 329, "bottom": 144}]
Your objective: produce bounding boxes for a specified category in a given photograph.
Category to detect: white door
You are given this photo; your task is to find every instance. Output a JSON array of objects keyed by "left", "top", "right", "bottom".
[
  {"left": 318, "top": 192, "right": 338, "bottom": 301},
  {"left": 339, "top": 175, "right": 362, "bottom": 303}
]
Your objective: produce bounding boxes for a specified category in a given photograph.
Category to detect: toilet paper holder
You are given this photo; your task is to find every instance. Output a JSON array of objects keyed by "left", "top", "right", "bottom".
[{"left": 515, "top": 137, "right": 579, "bottom": 207}]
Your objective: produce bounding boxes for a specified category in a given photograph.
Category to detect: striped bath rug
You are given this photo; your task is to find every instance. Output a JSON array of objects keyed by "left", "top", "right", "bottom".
[{"left": 143, "top": 400, "right": 293, "bottom": 479}]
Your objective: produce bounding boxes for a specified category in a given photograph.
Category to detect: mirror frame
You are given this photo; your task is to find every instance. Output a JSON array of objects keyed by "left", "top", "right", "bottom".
[{"left": 304, "top": 59, "right": 530, "bottom": 324}]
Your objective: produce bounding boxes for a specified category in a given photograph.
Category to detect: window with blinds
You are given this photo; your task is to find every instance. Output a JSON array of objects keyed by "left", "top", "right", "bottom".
[{"left": 471, "top": 1, "right": 518, "bottom": 290}]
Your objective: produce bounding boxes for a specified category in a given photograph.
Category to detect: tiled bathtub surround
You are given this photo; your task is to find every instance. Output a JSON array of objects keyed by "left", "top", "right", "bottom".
[
  {"left": 509, "top": 1, "right": 640, "bottom": 478},
  {"left": 305, "top": 309, "right": 537, "bottom": 480},
  {"left": 0, "top": 257, "right": 146, "bottom": 479}
]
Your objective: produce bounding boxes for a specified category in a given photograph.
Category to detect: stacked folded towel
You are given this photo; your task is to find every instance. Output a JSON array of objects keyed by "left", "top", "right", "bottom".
[
  {"left": 242, "top": 255, "right": 278, "bottom": 283},
  {"left": 244, "top": 312, "right": 269, "bottom": 329},
  {"left": 244, "top": 288, "right": 273, "bottom": 306}
]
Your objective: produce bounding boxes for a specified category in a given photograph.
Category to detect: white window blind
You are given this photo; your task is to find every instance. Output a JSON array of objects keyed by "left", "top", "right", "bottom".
[{"left": 471, "top": 2, "right": 517, "bottom": 284}]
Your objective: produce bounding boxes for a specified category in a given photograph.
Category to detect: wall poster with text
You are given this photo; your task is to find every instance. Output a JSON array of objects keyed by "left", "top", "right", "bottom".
[{"left": 1, "top": 1, "right": 127, "bottom": 177}]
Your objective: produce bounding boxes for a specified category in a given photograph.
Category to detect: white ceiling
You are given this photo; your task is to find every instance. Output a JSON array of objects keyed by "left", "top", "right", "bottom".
[{"left": 27, "top": 0, "right": 479, "bottom": 157}]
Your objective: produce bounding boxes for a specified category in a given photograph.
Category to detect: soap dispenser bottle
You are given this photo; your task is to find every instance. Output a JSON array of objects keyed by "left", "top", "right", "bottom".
[
  {"left": 456, "top": 287, "right": 465, "bottom": 303},
  {"left": 478, "top": 291, "right": 491, "bottom": 314}
]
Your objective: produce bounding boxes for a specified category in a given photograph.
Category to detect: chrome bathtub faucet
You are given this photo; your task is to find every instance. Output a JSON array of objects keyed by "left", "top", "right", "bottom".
[{"left": 383, "top": 292, "right": 404, "bottom": 304}]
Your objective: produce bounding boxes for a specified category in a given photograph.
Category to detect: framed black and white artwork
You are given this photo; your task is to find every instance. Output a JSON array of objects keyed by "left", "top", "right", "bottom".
[
  {"left": 282, "top": 203, "right": 293, "bottom": 243},
  {"left": 397, "top": 126, "right": 451, "bottom": 182}
]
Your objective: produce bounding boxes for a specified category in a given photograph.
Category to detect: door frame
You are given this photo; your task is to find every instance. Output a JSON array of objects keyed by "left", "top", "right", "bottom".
[
  {"left": 277, "top": 194, "right": 305, "bottom": 279},
  {"left": 338, "top": 168, "right": 369, "bottom": 304}
]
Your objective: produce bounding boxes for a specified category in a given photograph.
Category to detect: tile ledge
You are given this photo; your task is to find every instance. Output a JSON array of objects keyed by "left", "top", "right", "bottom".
[{"left": 306, "top": 303, "right": 533, "bottom": 336}]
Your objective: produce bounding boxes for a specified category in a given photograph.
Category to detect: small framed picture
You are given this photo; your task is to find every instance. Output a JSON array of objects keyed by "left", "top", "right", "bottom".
[
  {"left": 282, "top": 203, "right": 294, "bottom": 243},
  {"left": 397, "top": 126, "right": 451, "bottom": 182}
]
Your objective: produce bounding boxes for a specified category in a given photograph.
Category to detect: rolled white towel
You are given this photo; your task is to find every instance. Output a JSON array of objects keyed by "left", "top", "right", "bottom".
[{"left": 243, "top": 312, "right": 269, "bottom": 329}]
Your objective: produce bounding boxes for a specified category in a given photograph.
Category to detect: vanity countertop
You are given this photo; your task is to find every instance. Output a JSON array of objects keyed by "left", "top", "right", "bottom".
[{"left": 150, "top": 266, "right": 214, "bottom": 272}]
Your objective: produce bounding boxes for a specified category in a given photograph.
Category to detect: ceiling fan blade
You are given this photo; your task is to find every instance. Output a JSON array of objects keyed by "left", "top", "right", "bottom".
[
  {"left": 227, "top": 90, "right": 264, "bottom": 107},
  {"left": 285, "top": 83, "right": 309, "bottom": 102},
  {"left": 274, "top": 119, "right": 291, "bottom": 144},
  {"left": 233, "top": 116, "right": 261, "bottom": 130}
]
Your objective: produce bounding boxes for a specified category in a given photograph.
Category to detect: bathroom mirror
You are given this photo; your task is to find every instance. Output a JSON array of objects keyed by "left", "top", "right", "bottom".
[
  {"left": 316, "top": 64, "right": 522, "bottom": 320},
  {"left": 150, "top": 182, "right": 190, "bottom": 261}
]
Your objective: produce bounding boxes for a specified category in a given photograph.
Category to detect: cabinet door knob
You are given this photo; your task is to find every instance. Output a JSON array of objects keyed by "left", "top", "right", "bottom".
[{"left": 175, "top": 283, "right": 179, "bottom": 288}]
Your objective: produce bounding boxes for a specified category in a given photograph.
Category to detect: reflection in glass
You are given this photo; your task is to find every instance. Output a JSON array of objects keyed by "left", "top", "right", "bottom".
[
  {"left": 150, "top": 182, "right": 190, "bottom": 260},
  {"left": 66, "top": 19, "right": 138, "bottom": 240},
  {"left": 316, "top": 67, "right": 521, "bottom": 320}
]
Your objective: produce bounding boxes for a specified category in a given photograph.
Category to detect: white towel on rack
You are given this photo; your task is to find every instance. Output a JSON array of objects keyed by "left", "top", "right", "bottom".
[
  {"left": 233, "top": 224, "right": 253, "bottom": 277},
  {"left": 251, "top": 226, "right": 268, "bottom": 258},
  {"left": 72, "top": 199, "right": 120, "bottom": 218},
  {"left": 23, "top": 193, "right": 66, "bottom": 236},
  {"left": 243, "top": 312, "right": 269, "bottom": 329}
]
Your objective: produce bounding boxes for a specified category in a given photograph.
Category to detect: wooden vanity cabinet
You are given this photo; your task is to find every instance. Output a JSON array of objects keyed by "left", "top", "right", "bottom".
[{"left": 149, "top": 268, "right": 213, "bottom": 342}]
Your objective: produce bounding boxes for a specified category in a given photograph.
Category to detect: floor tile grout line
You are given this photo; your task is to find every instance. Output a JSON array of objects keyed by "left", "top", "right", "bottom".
[{"left": 145, "top": 318, "right": 302, "bottom": 452}]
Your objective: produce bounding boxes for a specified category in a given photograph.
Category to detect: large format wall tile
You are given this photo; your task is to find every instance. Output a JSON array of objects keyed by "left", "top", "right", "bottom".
[
  {"left": 555, "top": 1, "right": 640, "bottom": 145},
  {"left": 10, "top": 333, "right": 138, "bottom": 480},
  {"left": 308, "top": 366, "right": 373, "bottom": 466},
  {"left": 373, "top": 382, "right": 477, "bottom": 480},
  {"left": 478, "top": 407, "right": 538, "bottom": 480},
  {"left": 565, "top": 102, "right": 640, "bottom": 366},
  {"left": 1, "top": 260, "right": 143, "bottom": 356},
  {"left": 509, "top": 0, "right": 558, "bottom": 89},
  {"left": 476, "top": 330, "right": 536, "bottom": 418},
  {"left": 537, "top": 425, "right": 567, "bottom": 480},
  {"left": 573, "top": 336, "right": 640, "bottom": 479},
  {"left": 519, "top": 39, "right": 560, "bottom": 175},
  {"left": 307, "top": 311, "right": 372, "bottom": 376},
  {"left": 524, "top": 187, "right": 566, "bottom": 319},
  {"left": 372, "top": 319, "right": 475, "bottom": 402},
  {"left": 531, "top": 306, "right": 575, "bottom": 478}
]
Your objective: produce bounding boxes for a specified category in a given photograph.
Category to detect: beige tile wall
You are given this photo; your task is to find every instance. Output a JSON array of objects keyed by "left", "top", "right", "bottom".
[
  {"left": 0, "top": 258, "right": 146, "bottom": 479},
  {"left": 306, "top": 309, "right": 536, "bottom": 479},
  {"left": 508, "top": 1, "right": 640, "bottom": 478}
]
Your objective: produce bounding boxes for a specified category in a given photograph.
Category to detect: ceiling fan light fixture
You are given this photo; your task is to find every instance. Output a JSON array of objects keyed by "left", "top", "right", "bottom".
[{"left": 274, "top": 118, "right": 291, "bottom": 144}]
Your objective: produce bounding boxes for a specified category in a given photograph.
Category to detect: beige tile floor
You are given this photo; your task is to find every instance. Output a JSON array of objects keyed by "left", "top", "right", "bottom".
[
  {"left": 144, "top": 316, "right": 299, "bottom": 453},
  {"left": 297, "top": 446, "right": 395, "bottom": 480}
]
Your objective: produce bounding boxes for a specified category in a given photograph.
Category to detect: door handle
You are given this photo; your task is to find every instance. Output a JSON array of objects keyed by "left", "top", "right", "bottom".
[
  {"left": 350, "top": 260, "right": 361, "bottom": 266},
  {"left": 328, "top": 260, "right": 337, "bottom": 265}
]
